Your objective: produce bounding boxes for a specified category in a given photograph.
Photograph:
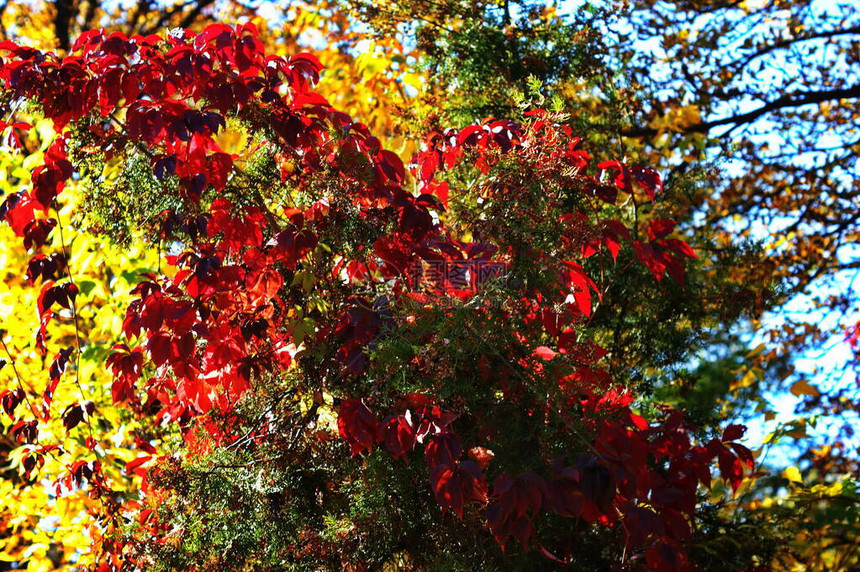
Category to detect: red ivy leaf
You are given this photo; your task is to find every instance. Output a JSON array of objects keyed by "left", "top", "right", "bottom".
[
  {"left": 382, "top": 412, "right": 417, "bottom": 460},
  {"left": 648, "top": 219, "right": 676, "bottom": 242},
  {"left": 429, "top": 460, "right": 487, "bottom": 519},
  {"left": 631, "top": 166, "right": 662, "bottom": 201},
  {"left": 49, "top": 347, "right": 74, "bottom": 381},
  {"left": 337, "top": 398, "right": 380, "bottom": 455},
  {"left": 147, "top": 331, "right": 172, "bottom": 367},
  {"left": 2, "top": 193, "right": 37, "bottom": 236},
  {"left": 62, "top": 400, "right": 95, "bottom": 431},
  {"left": 718, "top": 450, "right": 745, "bottom": 491},
  {"left": 11, "top": 420, "right": 38, "bottom": 443},
  {"left": 289, "top": 52, "right": 324, "bottom": 86},
  {"left": 729, "top": 443, "right": 755, "bottom": 468},
  {"left": 721, "top": 424, "right": 746, "bottom": 442},
  {"left": 597, "top": 160, "right": 631, "bottom": 193},
  {"left": 206, "top": 152, "right": 234, "bottom": 190},
  {"left": 106, "top": 345, "right": 144, "bottom": 403},
  {"left": 533, "top": 346, "right": 557, "bottom": 361},
  {"left": 0, "top": 388, "right": 25, "bottom": 418}
]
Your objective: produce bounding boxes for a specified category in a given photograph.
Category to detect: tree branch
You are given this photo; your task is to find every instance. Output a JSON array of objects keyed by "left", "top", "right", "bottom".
[
  {"left": 626, "top": 83, "right": 860, "bottom": 137},
  {"left": 731, "top": 24, "right": 860, "bottom": 72},
  {"left": 53, "top": 0, "right": 74, "bottom": 52}
]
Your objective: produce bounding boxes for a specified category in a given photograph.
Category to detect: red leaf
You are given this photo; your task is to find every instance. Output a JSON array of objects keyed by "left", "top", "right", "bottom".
[
  {"left": 718, "top": 451, "right": 744, "bottom": 491},
  {"left": 631, "top": 166, "right": 662, "bottom": 200},
  {"left": 246, "top": 268, "right": 283, "bottom": 306},
  {"left": 539, "top": 544, "right": 569, "bottom": 564},
  {"left": 424, "top": 433, "right": 462, "bottom": 468},
  {"left": 662, "top": 238, "right": 698, "bottom": 259},
  {"left": 49, "top": 347, "right": 74, "bottom": 381},
  {"left": 337, "top": 399, "right": 380, "bottom": 455},
  {"left": 11, "top": 420, "right": 38, "bottom": 443},
  {"left": 3, "top": 193, "right": 37, "bottom": 236},
  {"left": 37, "top": 281, "right": 57, "bottom": 315},
  {"left": 633, "top": 241, "right": 666, "bottom": 282},
  {"left": 429, "top": 460, "right": 487, "bottom": 518},
  {"left": 107, "top": 345, "right": 144, "bottom": 403},
  {"left": 207, "top": 152, "right": 234, "bottom": 190},
  {"left": 425, "top": 180, "right": 449, "bottom": 208},
  {"left": 729, "top": 443, "right": 755, "bottom": 468},
  {"left": 26, "top": 253, "right": 66, "bottom": 283},
  {"left": 62, "top": 401, "right": 94, "bottom": 431},
  {"left": 605, "top": 234, "right": 621, "bottom": 261},
  {"left": 721, "top": 424, "right": 746, "bottom": 442},
  {"left": 382, "top": 413, "right": 417, "bottom": 460},
  {"left": 430, "top": 464, "right": 464, "bottom": 517},
  {"left": 377, "top": 149, "right": 405, "bottom": 184},
  {"left": 125, "top": 455, "right": 153, "bottom": 476},
  {"left": 289, "top": 52, "right": 323, "bottom": 86},
  {"left": 32, "top": 153, "right": 72, "bottom": 209},
  {"left": 0, "top": 388, "right": 25, "bottom": 418},
  {"left": 648, "top": 219, "right": 676, "bottom": 242},
  {"left": 147, "top": 331, "right": 172, "bottom": 366},
  {"left": 561, "top": 261, "right": 598, "bottom": 317},
  {"left": 418, "top": 152, "right": 439, "bottom": 182},
  {"left": 511, "top": 514, "right": 536, "bottom": 548},
  {"left": 22, "top": 218, "right": 56, "bottom": 250},
  {"left": 629, "top": 413, "right": 650, "bottom": 430},
  {"left": 135, "top": 436, "right": 157, "bottom": 454},
  {"left": 468, "top": 446, "right": 495, "bottom": 470},
  {"left": 533, "top": 346, "right": 557, "bottom": 361},
  {"left": 597, "top": 160, "right": 631, "bottom": 193}
]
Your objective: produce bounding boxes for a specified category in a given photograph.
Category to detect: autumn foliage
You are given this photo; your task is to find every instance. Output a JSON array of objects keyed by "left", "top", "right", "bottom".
[{"left": 6, "top": 6, "right": 858, "bottom": 569}]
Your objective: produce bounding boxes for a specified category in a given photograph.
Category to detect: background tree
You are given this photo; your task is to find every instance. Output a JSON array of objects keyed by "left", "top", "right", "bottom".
[
  {"left": 616, "top": 0, "right": 860, "bottom": 433},
  {"left": 612, "top": 4, "right": 860, "bottom": 567}
]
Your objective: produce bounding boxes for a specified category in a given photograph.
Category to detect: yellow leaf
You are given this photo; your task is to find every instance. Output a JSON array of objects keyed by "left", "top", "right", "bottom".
[
  {"left": 745, "top": 343, "right": 767, "bottom": 358},
  {"left": 402, "top": 73, "right": 423, "bottom": 91},
  {"left": 783, "top": 466, "right": 803, "bottom": 483},
  {"left": 790, "top": 379, "right": 820, "bottom": 397},
  {"left": 810, "top": 482, "right": 842, "bottom": 497}
]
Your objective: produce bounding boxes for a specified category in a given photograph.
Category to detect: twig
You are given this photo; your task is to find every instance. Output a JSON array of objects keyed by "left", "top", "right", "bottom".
[{"left": 0, "top": 337, "right": 40, "bottom": 420}]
